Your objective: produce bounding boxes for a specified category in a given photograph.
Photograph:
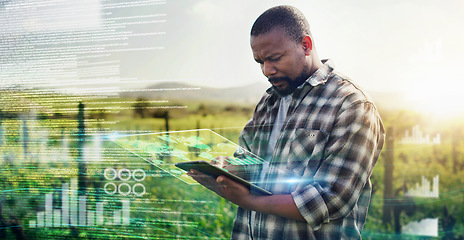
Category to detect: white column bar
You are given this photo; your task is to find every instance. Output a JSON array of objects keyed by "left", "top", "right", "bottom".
[
  {"left": 54, "top": 210, "right": 61, "bottom": 227},
  {"left": 113, "top": 210, "right": 121, "bottom": 225},
  {"left": 37, "top": 211, "right": 45, "bottom": 227},
  {"left": 70, "top": 178, "right": 78, "bottom": 226},
  {"left": 87, "top": 211, "right": 95, "bottom": 226},
  {"left": 45, "top": 193, "right": 53, "bottom": 227},
  {"left": 79, "top": 195, "right": 87, "bottom": 226},
  {"left": 96, "top": 201, "right": 104, "bottom": 225},
  {"left": 122, "top": 200, "right": 130, "bottom": 225},
  {"left": 62, "top": 182, "right": 69, "bottom": 226},
  {"left": 29, "top": 220, "right": 36, "bottom": 228}
]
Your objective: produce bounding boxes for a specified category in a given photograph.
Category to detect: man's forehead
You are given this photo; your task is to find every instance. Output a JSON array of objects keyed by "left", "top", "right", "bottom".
[
  {"left": 250, "top": 28, "right": 293, "bottom": 57},
  {"left": 250, "top": 27, "right": 287, "bottom": 45}
]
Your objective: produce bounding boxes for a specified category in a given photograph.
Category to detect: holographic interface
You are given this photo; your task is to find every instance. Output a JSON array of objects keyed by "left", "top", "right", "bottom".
[{"left": 111, "top": 129, "right": 265, "bottom": 185}]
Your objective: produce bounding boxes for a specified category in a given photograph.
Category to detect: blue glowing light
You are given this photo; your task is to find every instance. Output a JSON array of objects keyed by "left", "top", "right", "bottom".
[
  {"left": 286, "top": 178, "right": 299, "bottom": 184},
  {"left": 105, "top": 132, "right": 123, "bottom": 141}
]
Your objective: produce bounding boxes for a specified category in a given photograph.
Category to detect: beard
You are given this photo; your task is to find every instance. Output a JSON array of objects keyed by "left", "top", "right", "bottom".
[{"left": 268, "top": 66, "right": 311, "bottom": 96}]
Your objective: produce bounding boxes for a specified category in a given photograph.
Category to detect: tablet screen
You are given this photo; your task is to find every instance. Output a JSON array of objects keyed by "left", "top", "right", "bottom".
[{"left": 175, "top": 160, "right": 272, "bottom": 195}]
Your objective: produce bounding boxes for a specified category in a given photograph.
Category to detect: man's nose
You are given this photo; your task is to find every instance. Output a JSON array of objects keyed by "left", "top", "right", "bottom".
[{"left": 262, "top": 61, "right": 277, "bottom": 77}]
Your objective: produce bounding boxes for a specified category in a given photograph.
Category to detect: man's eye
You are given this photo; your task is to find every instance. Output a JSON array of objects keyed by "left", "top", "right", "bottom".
[{"left": 271, "top": 57, "right": 281, "bottom": 62}]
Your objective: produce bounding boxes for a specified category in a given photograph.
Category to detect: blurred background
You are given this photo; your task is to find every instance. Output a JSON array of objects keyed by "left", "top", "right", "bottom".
[{"left": 1, "top": 0, "right": 463, "bottom": 239}]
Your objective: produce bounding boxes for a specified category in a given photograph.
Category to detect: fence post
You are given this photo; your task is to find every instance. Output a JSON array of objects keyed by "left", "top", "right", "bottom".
[
  {"left": 0, "top": 110, "right": 3, "bottom": 147},
  {"left": 77, "top": 102, "right": 87, "bottom": 194},
  {"left": 164, "top": 111, "right": 169, "bottom": 132},
  {"left": 452, "top": 131, "right": 458, "bottom": 174},
  {"left": 383, "top": 126, "right": 395, "bottom": 225}
]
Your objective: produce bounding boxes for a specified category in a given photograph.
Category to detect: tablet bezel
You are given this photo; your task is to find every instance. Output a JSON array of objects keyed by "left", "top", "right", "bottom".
[{"left": 175, "top": 160, "right": 272, "bottom": 195}]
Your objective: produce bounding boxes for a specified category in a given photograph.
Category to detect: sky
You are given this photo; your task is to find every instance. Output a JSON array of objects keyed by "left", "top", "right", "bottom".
[
  {"left": 150, "top": 0, "right": 464, "bottom": 93},
  {"left": 153, "top": 0, "right": 464, "bottom": 116},
  {"left": 1, "top": 0, "right": 464, "bottom": 115}
]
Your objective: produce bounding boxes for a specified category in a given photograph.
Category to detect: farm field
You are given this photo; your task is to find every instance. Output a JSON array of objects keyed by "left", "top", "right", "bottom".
[{"left": 1, "top": 92, "right": 464, "bottom": 239}]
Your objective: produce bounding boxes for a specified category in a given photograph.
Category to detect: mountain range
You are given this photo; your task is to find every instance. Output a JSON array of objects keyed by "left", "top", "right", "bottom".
[
  {"left": 119, "top": 82, "right": 270, "bottom": 104},
  {"left": 120, "top": 82, "right": 408, "bottom": 109}
]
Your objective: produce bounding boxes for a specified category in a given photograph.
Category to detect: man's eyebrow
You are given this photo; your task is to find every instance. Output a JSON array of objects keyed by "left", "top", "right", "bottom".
[
  {"left": 255, "top": 52, "right": 284, "bottom": 63},
  {"left": 265, "top": 50, "right": 287, "bottom": 59},
  {"left": 267, "top": 53, "right": 282, "bottom": 59}
]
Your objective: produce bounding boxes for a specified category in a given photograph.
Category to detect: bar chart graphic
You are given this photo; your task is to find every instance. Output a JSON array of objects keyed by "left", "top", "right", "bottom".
[
  {"left": 402, "top": 218, "right": 438, "bottom": 237},
  {"left": 405, "top": 175, "right": 439, "bottom": 198},
  {"left": 29, "top": 178, "right": 130, "bottom": 228},
  {"left": 399, "top": 125, "right": 441, "bottom": 145}
]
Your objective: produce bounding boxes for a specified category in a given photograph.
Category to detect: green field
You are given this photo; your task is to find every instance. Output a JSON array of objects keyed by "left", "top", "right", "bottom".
[{"left": 1, "top": 92, "right": 464, "bottom": 239}]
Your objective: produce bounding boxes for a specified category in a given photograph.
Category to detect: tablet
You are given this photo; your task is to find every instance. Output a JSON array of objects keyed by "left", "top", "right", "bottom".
[{"left": 175, "top": 160, "right": 272, "bottom": 195}]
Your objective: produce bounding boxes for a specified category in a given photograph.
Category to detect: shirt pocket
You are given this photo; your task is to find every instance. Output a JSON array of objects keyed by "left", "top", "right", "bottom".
[{"left": 287, "top": 128, "right": 329, "bottom": 177}]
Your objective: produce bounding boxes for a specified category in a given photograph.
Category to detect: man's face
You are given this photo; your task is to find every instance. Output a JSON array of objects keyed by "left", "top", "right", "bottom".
[{"left": 250, "top": 28, "right": 310, "bottom": 95}]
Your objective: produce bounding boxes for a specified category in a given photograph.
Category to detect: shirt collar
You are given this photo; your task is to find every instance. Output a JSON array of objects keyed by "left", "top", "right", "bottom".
[{"left": 307, "top": 59, "right": 334, "bottom": 87}]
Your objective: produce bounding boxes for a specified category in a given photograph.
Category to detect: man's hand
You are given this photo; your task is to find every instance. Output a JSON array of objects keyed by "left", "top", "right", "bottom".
[
  {"left": 186, "top": 159, "right": 306, "bottom": 222},
  {"left": 210, "top": 156, "right": 248, "bottom": 179},
  {"left": 210, "top": 156, "right": 232, "bottom": 168},
  {"left": 187, "top": 169, "right": 255, "bottom": 209}
]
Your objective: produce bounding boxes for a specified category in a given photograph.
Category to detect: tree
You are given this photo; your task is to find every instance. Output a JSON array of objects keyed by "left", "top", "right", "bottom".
[{"left": 133, "top": 97, "right": 151, "bottom": 118}]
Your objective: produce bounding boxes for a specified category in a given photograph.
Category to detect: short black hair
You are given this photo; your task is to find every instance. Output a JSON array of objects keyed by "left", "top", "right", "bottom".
[{"left": 251, "top": 5, "right": 311, "bottom": 43}]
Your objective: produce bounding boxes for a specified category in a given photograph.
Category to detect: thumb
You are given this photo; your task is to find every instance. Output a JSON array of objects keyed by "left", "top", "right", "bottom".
[
  {"left": 217, "top": 176, "right": 232, "bottom": 186},
  {"left": 217, "top": 176, "right": 225, "bottom": 183},
  {"left": 216, "top": 176, "right": 230, "bottom": 192}
]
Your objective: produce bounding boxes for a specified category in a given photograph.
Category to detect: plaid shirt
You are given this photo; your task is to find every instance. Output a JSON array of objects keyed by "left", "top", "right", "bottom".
[{"left": 231, "top": 60, "right": 385, "bottom": 239}]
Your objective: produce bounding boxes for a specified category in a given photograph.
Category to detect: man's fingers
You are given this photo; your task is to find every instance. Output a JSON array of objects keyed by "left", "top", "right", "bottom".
[
  {"left": 188, "top": 171, "right": 219, "bottom": 192},
  {"left": 217, "top": 175, "right": 224, "bottom": 183},
  {"left": 216, "top": 176, "right": 238, "bottom": 189},
  {"left": 188, "top": 170, "right": 213, "bottom": 182},
  {"left": 211, "top": 156, "right": 232, "bottom": 168}
]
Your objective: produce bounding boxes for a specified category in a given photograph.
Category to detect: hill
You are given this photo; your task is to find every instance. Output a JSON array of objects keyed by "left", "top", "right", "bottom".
[
  {"left": 119, "top": 82, "right": 269, "bottom": 103},
  {"left": 119, "top": 82, "right": 409, "bottom": 109}
]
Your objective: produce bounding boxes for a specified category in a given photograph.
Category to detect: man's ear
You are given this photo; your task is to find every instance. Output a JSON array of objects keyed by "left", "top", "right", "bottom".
[{"left": 301, "top": 36, "right": 313, "bottom": 55}]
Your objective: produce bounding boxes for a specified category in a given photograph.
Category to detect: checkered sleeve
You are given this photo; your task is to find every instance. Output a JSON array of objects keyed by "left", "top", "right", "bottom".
[{"left": 291, "top": 100, "right": 384, "bottom": 230}]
